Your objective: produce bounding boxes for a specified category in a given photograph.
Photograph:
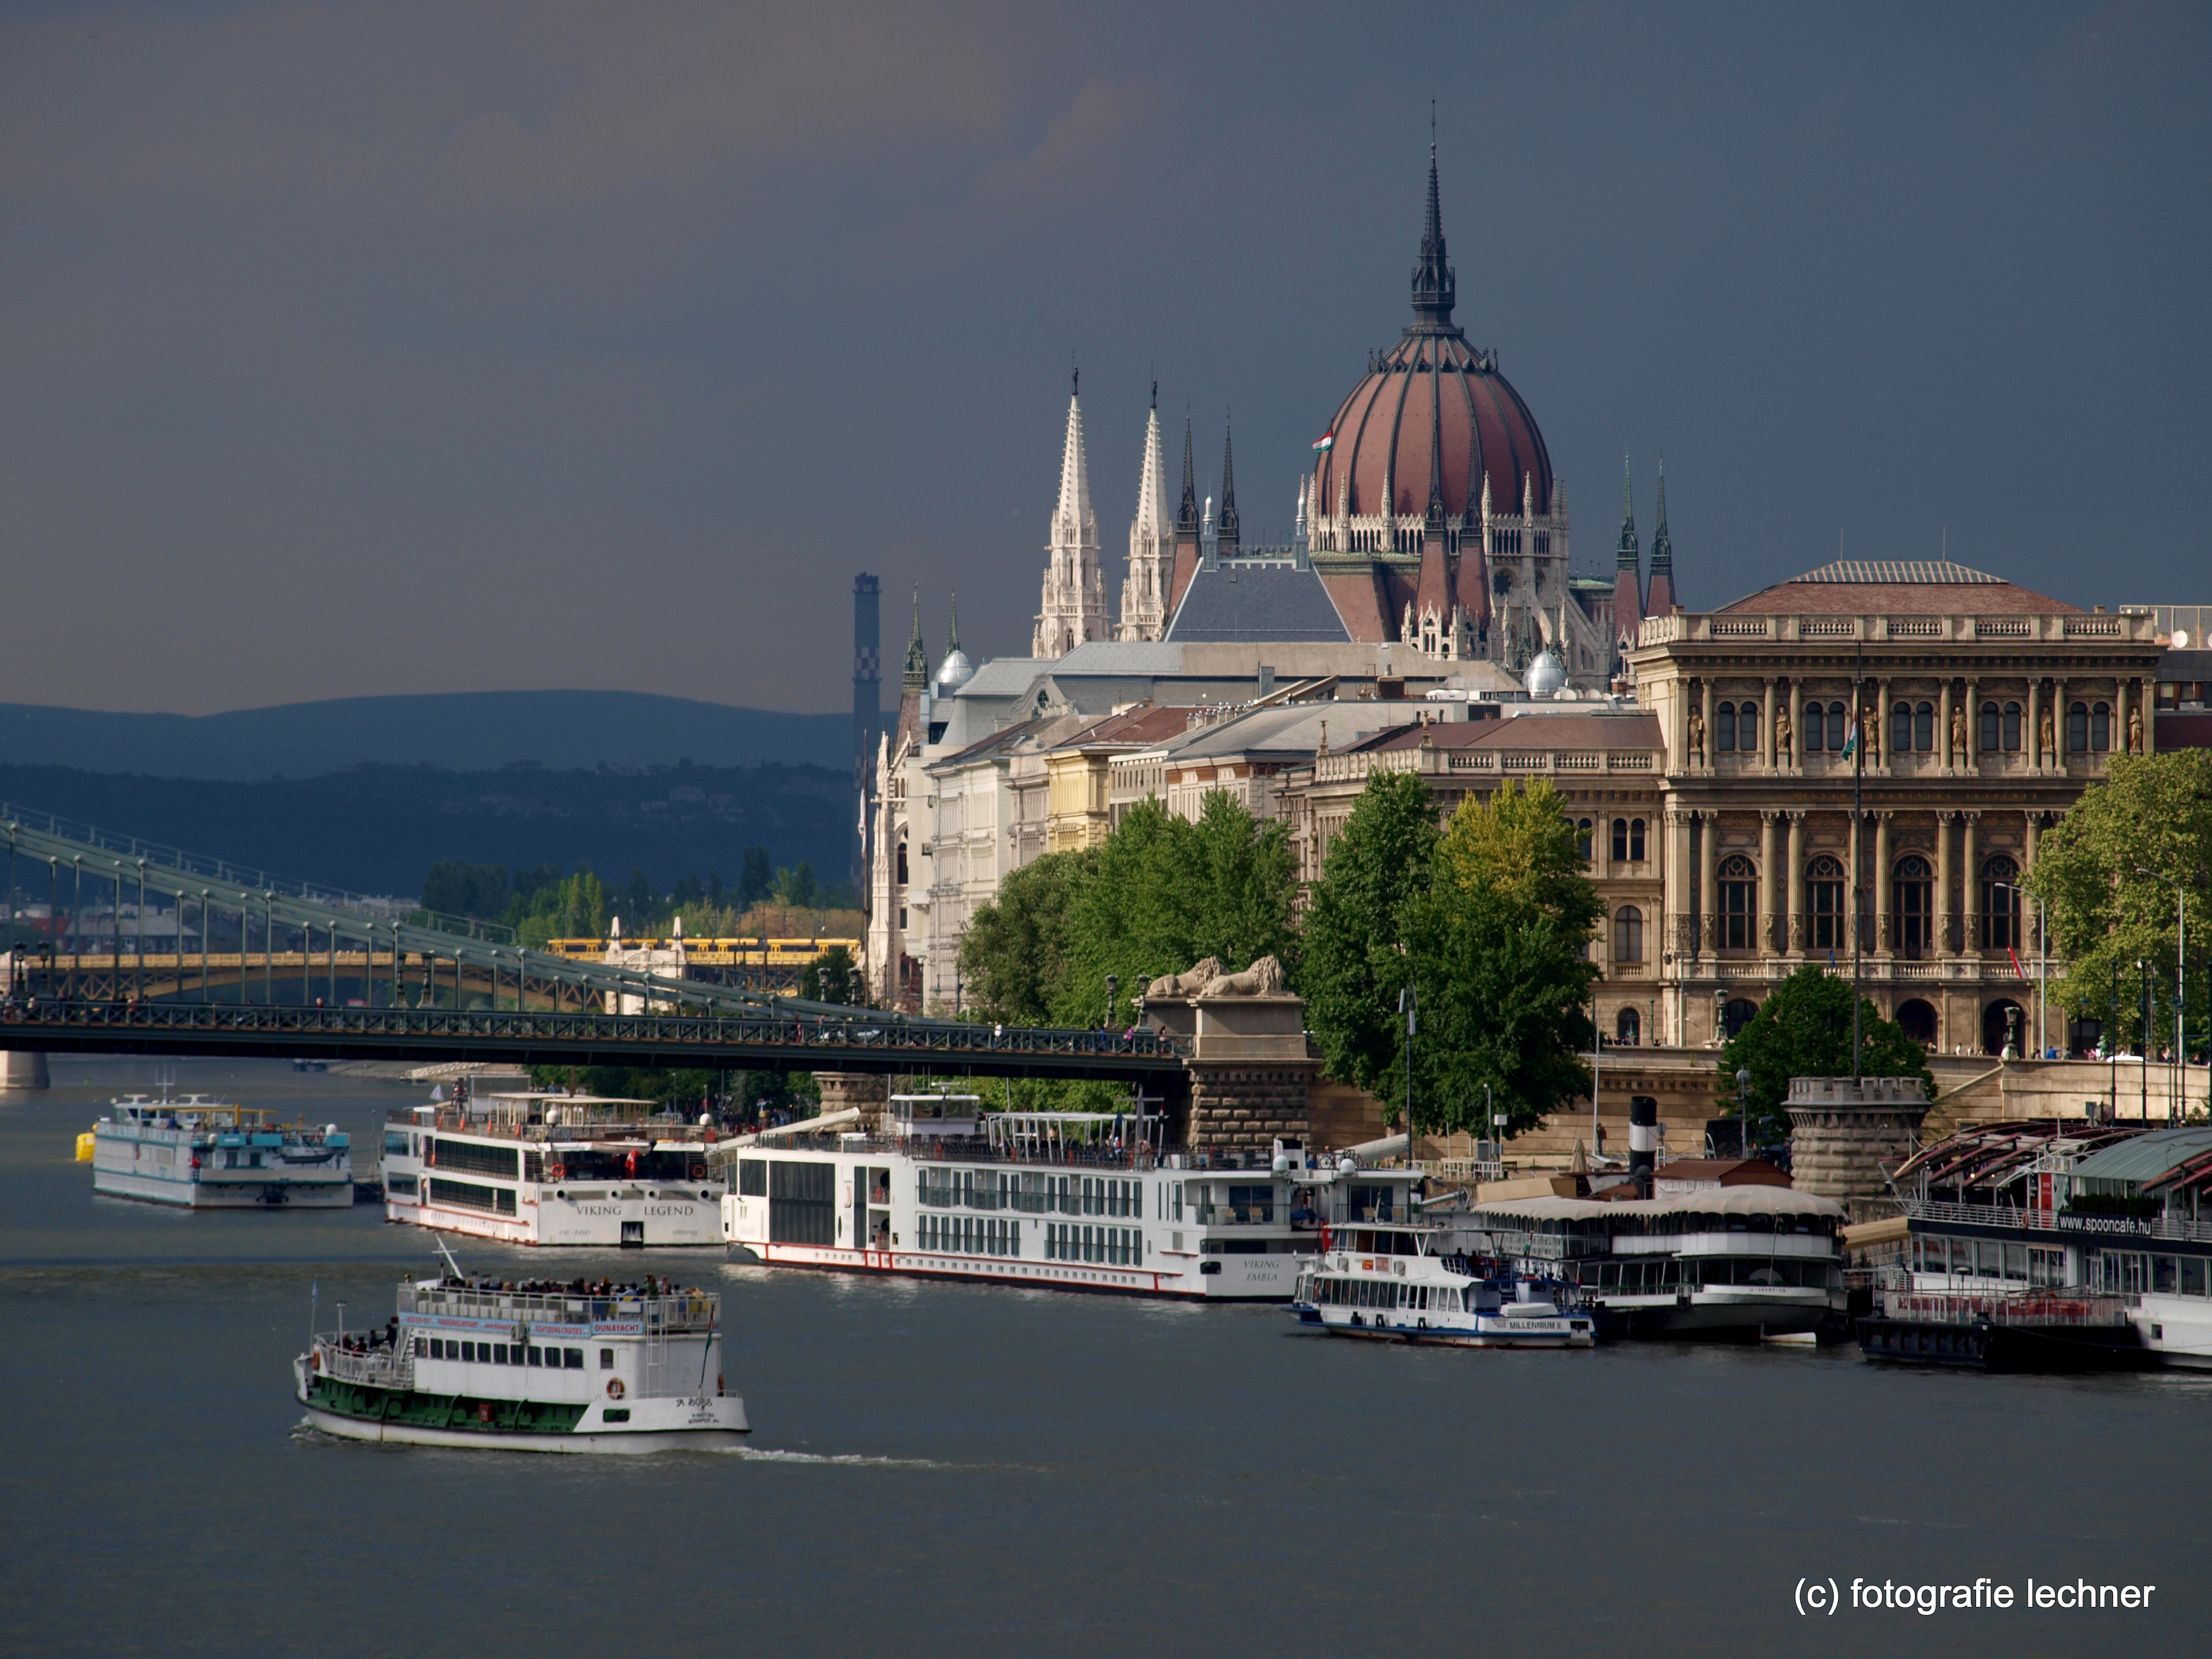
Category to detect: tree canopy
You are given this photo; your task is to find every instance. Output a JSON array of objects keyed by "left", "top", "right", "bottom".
[
  {"left": 2027, "top": 749, "right": 2212, "bottom": 1048},
  {"left": 1719, "top": 965, "right": 1936, "bottom": 1139},
  {"left": 957, "top": 848, "right": 1093, "bottom": 1024}
]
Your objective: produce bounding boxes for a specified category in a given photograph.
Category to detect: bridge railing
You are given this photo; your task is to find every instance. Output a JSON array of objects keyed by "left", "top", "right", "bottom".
[{"left": 0, "top": 997, "right": 1187, "bottom": 1064}]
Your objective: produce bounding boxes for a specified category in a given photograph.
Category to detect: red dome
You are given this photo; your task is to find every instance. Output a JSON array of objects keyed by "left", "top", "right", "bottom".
[
  {"left": 1312, "top": 152, "right": 1553, "bottom": 525},
  {"left": 1313, "top": 337, "right": 1553, "bottom": 523}
]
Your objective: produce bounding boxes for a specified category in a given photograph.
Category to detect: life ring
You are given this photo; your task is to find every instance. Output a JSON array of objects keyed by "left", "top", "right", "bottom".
[
  {"left": 689, "top": 1162, "right": 706, "bottom": 1181},
  {"left": 606, "top": 1377, "right": 625, "bottom": 1399},
  {"left": 549, "top": 1163, "right": 566, "bottom": 1182}
]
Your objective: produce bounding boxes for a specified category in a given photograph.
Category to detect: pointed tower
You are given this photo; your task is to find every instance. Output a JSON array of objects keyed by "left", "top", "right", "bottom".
[
  {"left": 1118, "top": 383, "right": 1174, "bottom": 641},
  {"left": 894, "top": 587, "right": 930, "bottom": 751},
  {"left": 1612, "top": 454, "right": 1644, "bottom": 649},
  {"left": 1032, "top": 371, "right": 1108, "bottom": 659},
  {"left": 1166, "top": 414, "right": 1202, "bottom": 622},
  {"left": 1215, "top": 421, "right": 1241, "bottom": 558},
  {"left": 1410, "top": 120, "right": 1456, "bottom": 330},
  {"left": 1644, "top": 461, "right": 1676, "bottom": 618}
]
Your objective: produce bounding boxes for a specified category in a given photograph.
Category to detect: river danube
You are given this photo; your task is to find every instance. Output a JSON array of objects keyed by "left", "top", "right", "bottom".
[{"left": 3, "top": 1058, "right": 2202, "bottom": 1657}]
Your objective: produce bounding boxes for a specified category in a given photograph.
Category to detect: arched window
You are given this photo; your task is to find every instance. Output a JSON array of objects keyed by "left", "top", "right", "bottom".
[
  {"left": 2068, "top": 701, "right": 2089, "bottom": 754},
  {"left": 1611, "top": 817, "right": 1629, "bottom": 861},
  {"left": 1808, "top": 854, "right": 1846, "bottom": 951},
  {"left": 1803, "top": 700, "right": 1825, "bottom": 752},
  {"left": 1723, "top": 997, "right": 1759, "bottom": 1039},
  {"left": 1629, "top": 817, "right": 1646, "bottom": 860},
  {"left": 1737, "top": 702, "right": 1758, "bottom": 751},
  {"left": 1914, "top": 702, "right": 1934, "bottom": 751},
  {"left": 1895, "top": 854, "right": 1934, "bottom": 957},
  {"left": 2002, "top": 701, "right": 2022, "bottom": 751},
  {"left": 1828, "top": 702, "right": 1849, "bottom": 752},
  {"left": 1980, "top": 701, "right": 2001, "bottom": 753},
  {"left": 1716, "top": 703, "right": 1736, "bottom": 752},
  {"left": 1719, "top": 854, "right": 1757, "bottom": 950},
  {"left": 1577, "top": 818, "right": 1594, "bottom": 861},
  {"left": 1891, "top": 702, "right": 1912, "bottom": 756},
  {"left": 2091, "top": 702, "right": 2111, "bottom": 751},
  {"left": 1615, "top": 1006, "right": 1642, "bottom": 1046},
  {"left": 895, "top": 841, "right": 909, "bottom": 885},
  {"left": 1982, "top": 854, "right": 2021, "bottom": 951},
  {"left": 1895, "top": 998, "right": 1939, "bottom": 1047},
  {"left": 1614, "top": 905, "right": 1644, "bottom": 964}
]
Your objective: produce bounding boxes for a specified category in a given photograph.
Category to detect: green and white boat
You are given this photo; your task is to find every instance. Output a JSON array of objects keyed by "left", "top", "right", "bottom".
[{"left": 293, "top": 1269, "right": 748, "bottom": 1452}]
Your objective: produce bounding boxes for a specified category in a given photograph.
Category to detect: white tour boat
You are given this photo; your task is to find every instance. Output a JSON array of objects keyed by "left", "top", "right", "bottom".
[
  {"left": 720, "top": 1096, "right": 1317, "bottom": 1300},
  {"left": 90, "top": 1094, "right": 352, "bottom": 1208},
  {"left": 381, "top": 1087, "right": 725, "bottom": 1247},
  {"left": 294, "top": 1266, "right": 746, "bottom": 1452},
  {"left": 1290, "top": 1221, "right": 1595, "bottom": 1347}
]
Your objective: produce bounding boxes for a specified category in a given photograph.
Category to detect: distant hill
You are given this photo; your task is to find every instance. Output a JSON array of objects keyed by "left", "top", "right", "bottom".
[
  {"left": 0, "top": 691, "right": 848, "bottom": 781},
  {"left": 0, "top": 760, "right": 852, "bottom": 901}
]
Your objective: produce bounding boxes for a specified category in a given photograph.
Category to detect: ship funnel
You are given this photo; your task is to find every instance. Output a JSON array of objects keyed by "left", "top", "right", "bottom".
[{"left": 1629, "top": 1094, "right": 1659, "bottom": 1193}]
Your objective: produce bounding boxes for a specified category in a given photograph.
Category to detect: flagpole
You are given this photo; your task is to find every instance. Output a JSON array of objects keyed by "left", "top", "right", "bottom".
[{"left": 1852, "top": 643, "right": 1865, "bottom": 1082}]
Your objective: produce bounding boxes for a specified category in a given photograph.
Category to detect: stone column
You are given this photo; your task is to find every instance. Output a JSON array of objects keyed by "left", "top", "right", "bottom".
[
  {"left": 1759, "top": 811, "right": 1779, "bottom": 957},
  {"left": 1939, "top": 679, "right": 1956, "bottom": 771},
  {"left": 1666, "top": 807, "right": 1691, "bottom": 964},
  {"left": 2116, "top": 675, "right": 2130, "bottom": 762},
  {"left": 1965, "top": 677, "right": 1980, "bottom": 767},
  {"left": 1849, "top": 809, "right": 1864, "bottom": 958},
  {"left": 1786, "top": 812, "right": 1806, "bottom": 954},
  {"left": 1874, "top": 676, "right": 1890, "bottom": 769},
  {"left": 2026, "top": 810, "right": 2042, "bottom": 868},
  {"left": 1963, "top": 811, "right": 1981, "bottom": 953},
  {"left": 1699, "top": 811, "right": 1719, "bottom": 957},
  {"left": 1763, "top": 679, "right": 1778, "bottom": 769},
  {"left": 1873, "top": 811, "right": 1892, "bottom": 954},
  {"left": 1935, "top": 811, "right": 1956, "bottom": 957},
  {"left": 2027, "top": 679, "right": 2042, "bottom": 770},
  {"left": 1700, "top": 679, "right": 1717, "bottom": 773},
  {"left": 2056, "top": 676, "right": 2070, "bottom": 767}
]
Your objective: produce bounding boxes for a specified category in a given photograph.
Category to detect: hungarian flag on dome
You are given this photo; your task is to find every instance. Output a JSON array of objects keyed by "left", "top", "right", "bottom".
[{"left": 1312, "top": 430, "right": 1334, "bottom": 454}]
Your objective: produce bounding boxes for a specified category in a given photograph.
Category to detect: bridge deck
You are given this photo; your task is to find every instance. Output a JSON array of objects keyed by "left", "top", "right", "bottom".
[{"left": 0, "top": 1002, "right": 1185, "bottom": 1081}]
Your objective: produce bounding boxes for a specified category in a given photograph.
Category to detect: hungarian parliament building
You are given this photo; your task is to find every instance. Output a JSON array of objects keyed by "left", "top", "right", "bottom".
[{"left": 862, "top": 152, "right": 2202, "bottom": 1061}]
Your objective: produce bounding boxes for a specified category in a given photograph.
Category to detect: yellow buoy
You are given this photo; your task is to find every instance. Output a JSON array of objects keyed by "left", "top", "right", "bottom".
[{"left": 76, "top": 1131, "right": 96, "bottom": 1163}]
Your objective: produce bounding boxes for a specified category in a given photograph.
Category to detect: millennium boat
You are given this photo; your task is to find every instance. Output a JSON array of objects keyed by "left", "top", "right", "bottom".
[
  {"left": 1458, "top": 1187, "right": 1850, "bottom": 1339},
  {"left": 294, "top": 1269, "right": 748, "bottom": 1452},
  {"left": 381, "top": 1085, "right": 725, "bottom": 1247},
  {"left": 90, "top": 1094, "right": 352, "bottom": 1208},
  {"left": 1290, "top": 1221, "right": 1595, "bottom": 1347},
  {"left": 720, "top": 1096, "right": 1324, "bottom": 1300}
]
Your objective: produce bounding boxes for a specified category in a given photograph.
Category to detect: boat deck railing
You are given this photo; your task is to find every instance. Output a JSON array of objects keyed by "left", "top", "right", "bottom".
[
  {"left": 1879, "top": 1290, "right": 2138, "bottom": 1328},
  {"left": 401, "top": 1284, "right": 717, "bottom": 1333},
  {"left": 314, "top": 1339, "right": 413, "bottom": 1389},
  {"left": 1905, "top": 1199, "right": 2212, "bottom": 1242},
  {"left": 389, "top": 1110, "right": 721, "bottom": 1144}
]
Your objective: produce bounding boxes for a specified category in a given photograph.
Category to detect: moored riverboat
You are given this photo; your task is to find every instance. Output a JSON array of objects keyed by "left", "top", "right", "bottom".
[
  {"left": 721, "top": 1097, "right": 1316, "bottom": 1300},
  {"left": 1856, "top": 1290, "right": 2147, "bottom": 1372},
  {"left": 90, "top": 1094, "right": 352, "bottom": 1208},
  {"left": 1290, "top": 1222, "right": 1594, "bottom": 1347},
  {"left": 294, "top": 1271, "right": 747, "bottom": 1451},
  {"left": 381, "top": 1086, "right": 723, "bottom": 1247}
]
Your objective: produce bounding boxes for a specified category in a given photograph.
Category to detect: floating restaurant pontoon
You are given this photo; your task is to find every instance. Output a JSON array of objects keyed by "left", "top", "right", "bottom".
[{"left": 90, "top": 1094, "right": 352, "bottom": 1208}]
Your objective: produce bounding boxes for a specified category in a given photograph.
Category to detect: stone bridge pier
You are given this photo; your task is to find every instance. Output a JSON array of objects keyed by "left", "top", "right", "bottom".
[{"left": 1147, "top": 966, "right": 1318, "bottom": 1155}]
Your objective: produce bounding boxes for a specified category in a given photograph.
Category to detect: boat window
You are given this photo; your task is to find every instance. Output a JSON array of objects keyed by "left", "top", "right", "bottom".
[
  {"left": 600, "top": 1349, "right": 615, "bottom": 1369},
  {"left": 738, "top": 1160, "right": 767, "bottom": 1198},
  {"left": 384, "top": 1131, "right": 410, "bottom": 1156},
  {"left": 526, "top": 1346, "right": 542, "bottom": 1367},
  {"left": 564, "top": 1348, "right": 584, "bottom": 1369},
  {"left": 2154, "top": 1256, "right": 2180, "bottom": 1295}
]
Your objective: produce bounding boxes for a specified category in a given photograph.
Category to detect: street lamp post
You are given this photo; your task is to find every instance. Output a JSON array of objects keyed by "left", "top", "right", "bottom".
[
  {"left": 1399, "top": 984, "right": 1418, "bottom": 1224},
  {"left": 1737, "top": 1065, "right": 1752, "bottom": 1162}
]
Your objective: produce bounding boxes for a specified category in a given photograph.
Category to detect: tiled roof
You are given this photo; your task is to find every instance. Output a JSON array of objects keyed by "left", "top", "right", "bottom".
[
  {"left": 1059, "top": 705, "right": 1201, "bottom": 748},
  {"left": 1718, "top": 560, "right": 2076, "bottom": 617},
  {"left": 1165, "top": 563, "right": 1351, "bottom": 643}
]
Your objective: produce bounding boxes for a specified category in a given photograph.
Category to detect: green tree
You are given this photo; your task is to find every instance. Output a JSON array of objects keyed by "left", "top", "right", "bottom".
[
  {"left": 420, "top": 860, "right": 509, "bottom": 920},
  {"left": 2027, "top": 750, "right": 2212, "bottom": 1048},
  {"left": 1301, "top": 769, "right": 1441, "bottom": 1093},
  {"left": 799, "top": 943, "right": 862, "bottom": 1006},
  {"left": 1719, "top": 965, "right": 1936, "bottom": 1139},
  {"left": 1057, "top": 794, "right": 1298, "bottom": 1028},
  {"left": 958, "top": 849, "right": 1094, "bottom": 1024},
  {"left": 1433, "top": 776, "right": 1606, "bottom": 937},
  {"left": 774, "top": 861, "right": 819, "bottom": 907},
  {"left": 738, "top": 846, "right": 774, "bottom": 908}
]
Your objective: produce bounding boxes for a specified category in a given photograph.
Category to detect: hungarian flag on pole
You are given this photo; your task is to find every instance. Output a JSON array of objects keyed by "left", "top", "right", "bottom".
[
  {"left": 1841, "top": 717, "right": 1859, "bottom": 760},
  {"left": 1312, "top": 430, "right": 1334, "bottom": 454}
]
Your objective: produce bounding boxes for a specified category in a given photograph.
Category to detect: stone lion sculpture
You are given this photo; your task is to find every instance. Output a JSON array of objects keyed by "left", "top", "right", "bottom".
[
  {"left": 1196, "top": 954, "right": 1289, "bottom": 999},
  {"left": 1147, "top": 957, "right": 1224, "bottom": 999}
]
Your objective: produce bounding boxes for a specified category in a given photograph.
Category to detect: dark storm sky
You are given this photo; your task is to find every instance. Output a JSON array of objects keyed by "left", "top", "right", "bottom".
[{"left": 4, "top": 1, "right": 2205, "bottom": 717}]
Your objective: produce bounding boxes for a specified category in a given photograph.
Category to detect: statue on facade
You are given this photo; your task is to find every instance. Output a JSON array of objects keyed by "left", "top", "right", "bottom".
[
  {"left": 1863, "top": 703, "right": 1880, "bottom": 763},
  {"left": 1147, "top": 958, "right": 1224, "bottom": 999},
  {"left": 1197, "top": 956, "right": 1290, "bottom": 999},
  {"left": 2130, "top": 705, "right": 2145, "bottom": 754},
  {"left": 1686, "top": 703, "right": 1705, "bottom": 763},
  {"left": 2037, "top": 702, "right": 2054, "bottom": 760},
  {"left": 1951, "top": 700, "right": 1967, "bottom": 760},
  {"left": 1774, "top": 702, "right": 1792, "bottom": 764}
]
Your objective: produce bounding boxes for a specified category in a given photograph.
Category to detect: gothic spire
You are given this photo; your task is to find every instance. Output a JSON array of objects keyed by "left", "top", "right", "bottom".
[
  {"left": 1410, "top": 125, "right": 1457, "bottom": 331},
  {"left": 902, "top": 587, "right": 928, "bottom": 692},
  {"left": 1644, "top": 460, "right": 1676, "bottom": 618},
  {"left": 1216, "top": 420, "right": 1239, "bottom": 550},
  {"left": 1176, "top": 413, "right": 1198, "bottom": 534},
  {"left": 1053, "top": 383, "right": 1093, "bottom": 537},
  {"left": 945, "top": 591, "right": 960, "bottom": 654},
  {"left": 1616, "top": 452, "right": 1640, "bottom": 571}
]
